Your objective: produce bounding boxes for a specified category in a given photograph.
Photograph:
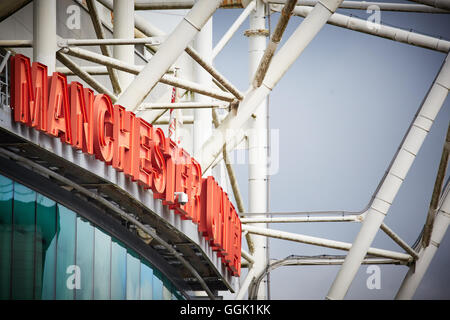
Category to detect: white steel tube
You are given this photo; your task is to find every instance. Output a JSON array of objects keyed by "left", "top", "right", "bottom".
[
  {"left": 33, "top": 0, "right": 56, "bottom": 74},
  {"left": 114, "top": 0, "right": 222, "bottom": 111},
  {"left": 253, "top": 0, "right": 298, "bottom": 88},
  {"left": 85, "top": 0, "right": 121, "bottom": 95},
  {"left": 327, "top": 54, "right": 450, "bottom": 300},
  {"left": 154, "top": 116, "right": 194, "bottom": 125},
  {"left": 247, "top": 0, "right": 269, "bottom": 300},
  {"left": 212, "top": 109, "right": 251, "bottom": 251},
  {"left": 242, "top": 225, "right": 413, "bottom": 261},
  {"left": 212, "top": 1, "right": 256, "bottom": 59},
  {"left": 161, "top": 75, "right": 235, "bottom": 103},
  {"left": 56, "top": 66, "right": 110, "bottom": 75},
  {"left": 113, "top": 0, "right": 135, "bottom": 90},
  {"left": 186, "top": 46, "right": 244, "bottom": 100},
  {"left": 0, "top": 147, "right": 215, "bottom": 299},
  {"left": 422, "top": 122, "right": 450, "bottom": 247},
  {"left": 268, "top": 0, "right": 450, "bottom": 13},
  {"left": 240, "top": 215, "right": 361, "bottom": 223},
  {"left": 282, "top": 5, "right": 450, "bottom": 53},
  {"left": 395, "top": 210, "right": 450, "bottom": 299},
  {"left": 134, "top": 0, "right": 246, "bottom": 9},
  {"left": 200, "top": 0, "right": 344, "bottom": 172},
  {"left": 193, "top": 14, "right": 213, "bottom": 167}
]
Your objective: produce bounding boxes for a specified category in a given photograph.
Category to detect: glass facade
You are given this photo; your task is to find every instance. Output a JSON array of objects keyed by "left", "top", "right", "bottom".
[{"left": 0, "top": 174, "right": 183, "bottom": 300}]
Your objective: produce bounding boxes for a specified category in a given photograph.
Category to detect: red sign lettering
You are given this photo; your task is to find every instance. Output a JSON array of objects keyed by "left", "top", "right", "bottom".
[{"left": 9, "top": 54, "right": 241, "bottom": 277}]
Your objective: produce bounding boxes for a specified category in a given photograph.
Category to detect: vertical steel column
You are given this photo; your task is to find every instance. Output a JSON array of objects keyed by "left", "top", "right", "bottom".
[
  {"left": 193, "top": 10, "right": 213, "bottom": 175},
  {"left": 113, "top": 0, "right": 135, "bottom": 90},
  {"left": 247, "top": 0, "right": 269, "bottom": 300},
  {"left": 33, "top": 0, "right": 56, "bottom": 74},
  {"left": 395, "top": 207, "right": 450, "bottom": 299},
  {"left": 327, "top": 54, "right": 450, "bottom": 300}
]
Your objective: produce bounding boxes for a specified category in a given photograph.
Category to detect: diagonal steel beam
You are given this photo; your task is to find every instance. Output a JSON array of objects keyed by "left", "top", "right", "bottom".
[
  {"left": 212, "top": 108, "right": 254, "bottom": 255},
  {"left": 212, "top": 0, "right": 256, "bottom": 59}
]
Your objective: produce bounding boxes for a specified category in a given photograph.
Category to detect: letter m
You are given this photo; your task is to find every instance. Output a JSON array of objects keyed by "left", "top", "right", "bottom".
[{"left": 10, "top": 54, "right": 49, "bottom": 131}]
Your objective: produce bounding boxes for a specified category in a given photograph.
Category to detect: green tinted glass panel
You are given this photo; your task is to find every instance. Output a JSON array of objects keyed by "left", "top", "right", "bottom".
[
  {"left": 111, "top": 239, "right": 126, "bottom": 300},
  {"left": 140, "top": 262, "right": 153, "bottom": 300},
  {"left": 75, "top": 217, "right": 94, "bottom": 300},
  {"left": 152, "top": 269, "right": 163, "bottom": 300},
  {"left": 55, "top": 205, "right": 76, "bottom": 300},
  {"left": 0, "top": 175, "right": 13, "bottom": 300},
  {"left": 126, "top": 250, "right": 140, "bottom": 300},
  {"left": 94, "top": 228, "right": 111, "bottom": 300},
  {"left": 35, "top": 194, "right": 57, "bottom": 300},
  {"left": 12, "top": 183, "right": 36, "bottom": 299}
]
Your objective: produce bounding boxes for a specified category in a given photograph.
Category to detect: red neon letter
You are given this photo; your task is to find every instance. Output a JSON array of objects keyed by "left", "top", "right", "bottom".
[{"left": 93, "top": 94, "right": 114, "bottom": 164}]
